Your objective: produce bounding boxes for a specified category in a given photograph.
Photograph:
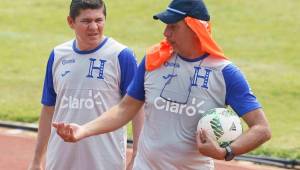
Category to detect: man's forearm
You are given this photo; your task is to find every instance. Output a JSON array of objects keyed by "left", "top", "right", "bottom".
[
  {"left": 230, "top": 109, "right": 271, "bottom": 156},
  {"left": 31, "top": 106, "right": 54, "bottom": 163},
  {"left": 231, "top": 124, "right": 271, "bottom": 155},
  {"left": 83, "top": 95, "right": 144, "bottom": 138},
  {"left": 132, "top": 108, "right": 145, "bottom": 156}
]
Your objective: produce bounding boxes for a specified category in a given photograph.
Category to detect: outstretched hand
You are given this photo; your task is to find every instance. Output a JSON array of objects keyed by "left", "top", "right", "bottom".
[
  {"left": 52, "top": 122, "right": 84, "bottom": 142},
  {"left": 196, "top": 128, "right": 226, "bottom": 160}
]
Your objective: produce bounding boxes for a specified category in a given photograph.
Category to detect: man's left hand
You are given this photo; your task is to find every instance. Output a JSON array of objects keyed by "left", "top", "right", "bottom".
[{"left": 196, "top": 128, "right": 226, "bottom": 160}]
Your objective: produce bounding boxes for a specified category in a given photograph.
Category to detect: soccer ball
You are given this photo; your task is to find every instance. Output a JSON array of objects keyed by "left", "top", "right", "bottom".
[{"left": 197, "top": 108, "right": 243, "bottom": 147}]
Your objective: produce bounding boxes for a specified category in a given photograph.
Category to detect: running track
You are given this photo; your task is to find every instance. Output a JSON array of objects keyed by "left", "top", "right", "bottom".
[{"left": 0, "top": 128, "right": 286, "bottom": 170}]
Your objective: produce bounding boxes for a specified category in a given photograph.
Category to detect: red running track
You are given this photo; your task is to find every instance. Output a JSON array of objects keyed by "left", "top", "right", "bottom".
[{"left": 0, "top": 128, "right": 285, "bottom": 170}]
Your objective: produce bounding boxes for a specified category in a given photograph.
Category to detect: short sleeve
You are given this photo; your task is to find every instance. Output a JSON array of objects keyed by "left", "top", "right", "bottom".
[
  {"left": 118, "top": 48, "right": 138, "bottom": 96},
  {"left": 223, "top": 64, "right": 261, "bottom": 116},
  {"left": 127, "top": 57, "right": 146, "bottom": 101},
  {"left": 41, "top": 50, "right": 57, "bottom": 106}
]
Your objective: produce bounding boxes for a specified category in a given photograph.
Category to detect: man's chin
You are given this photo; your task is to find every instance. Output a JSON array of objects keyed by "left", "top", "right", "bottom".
[
  {"left": 171, "top": 47, "right": 179, "bottom": 54},
  {"left": 169, "top": 43, "right": 177, "bottom": 50},
  {"left": 88, "top": 39, "right": 101, "bottom": 44}
]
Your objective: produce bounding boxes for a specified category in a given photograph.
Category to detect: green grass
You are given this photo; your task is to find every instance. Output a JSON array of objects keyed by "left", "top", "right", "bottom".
[{"left": 0, "top": 0, "right": 299, "bottom": 159}]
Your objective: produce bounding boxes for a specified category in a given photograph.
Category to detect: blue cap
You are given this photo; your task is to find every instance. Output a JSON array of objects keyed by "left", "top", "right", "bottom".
[{"left": 153, "top": 0, "right": 210, "bottom": 24}]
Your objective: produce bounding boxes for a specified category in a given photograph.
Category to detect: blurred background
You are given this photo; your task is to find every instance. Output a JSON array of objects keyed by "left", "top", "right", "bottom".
[{"left": 0, "top": 0, "right": 299, "bottom": 160}]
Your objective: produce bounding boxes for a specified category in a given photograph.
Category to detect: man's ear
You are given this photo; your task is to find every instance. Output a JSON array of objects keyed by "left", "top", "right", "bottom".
[{"left": 67, "top": 16, "right": 75, "bottom": 29}]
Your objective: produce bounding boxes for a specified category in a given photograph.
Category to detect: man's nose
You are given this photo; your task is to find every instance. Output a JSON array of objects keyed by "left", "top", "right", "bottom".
[
  {"left": 163, "top": 25, "right": 172, "bottom": 38},
  {"left": 88, "top": 21, "right": 98, "bottom": 30}
]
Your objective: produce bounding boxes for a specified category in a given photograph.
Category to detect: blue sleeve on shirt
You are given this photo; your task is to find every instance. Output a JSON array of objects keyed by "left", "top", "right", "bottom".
[
  {"left": 223, "top": 64, "right": 261, "bottom": 117},
  {"left": 118, "top": 48, "right": 138, "bottom": 96},
  {"left": 41, "top": 50, "right": 57, "bottom": 106},
  {"left": 127, "top": 57, "right": 146, "bottom": 101}
]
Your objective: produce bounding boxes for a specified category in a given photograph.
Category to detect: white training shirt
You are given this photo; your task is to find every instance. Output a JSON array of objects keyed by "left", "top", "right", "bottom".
[
  {"left": 42, "top": 37, "right": 137, "bottom": 170},
  {"left": 127, "top": 53, "right": 261, "bottom": 170}
]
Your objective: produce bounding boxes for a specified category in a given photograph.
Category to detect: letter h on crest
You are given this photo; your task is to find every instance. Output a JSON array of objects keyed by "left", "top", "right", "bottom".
[
  {"left": 86, "top": 58, "right": 106, "bottom": 79},
  {"left": 191, "top": 66, "right": 212, "bottom": 89}
]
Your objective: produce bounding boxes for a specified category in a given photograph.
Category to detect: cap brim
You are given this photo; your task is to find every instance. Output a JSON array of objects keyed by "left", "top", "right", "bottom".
[{"left": 153, "top": 10, "right": 185, "bottom": 24}]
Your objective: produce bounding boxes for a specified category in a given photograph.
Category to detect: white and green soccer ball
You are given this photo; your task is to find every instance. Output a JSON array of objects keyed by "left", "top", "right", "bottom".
[{"left": 197, "top": 108, "right": 243, "bottom": 147}]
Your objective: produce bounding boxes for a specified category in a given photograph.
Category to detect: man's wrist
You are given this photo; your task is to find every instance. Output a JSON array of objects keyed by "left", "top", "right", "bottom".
[
  {"left": 32, "top": 154, "right": 43, "bottom": 164},
  {"left": 218, "top": 147, "right": 227, "bottom": 160},
  {"left": 132, "top": 150, "right": 138, "bottom": 157},
  {"left": 224, "top": 145, "right": 235, "bottom": 161}
]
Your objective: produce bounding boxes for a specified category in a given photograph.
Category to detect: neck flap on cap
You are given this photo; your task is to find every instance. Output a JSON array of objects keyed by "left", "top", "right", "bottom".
[{"left": 146, "top": 17, "right": 227, "bottom": 71}]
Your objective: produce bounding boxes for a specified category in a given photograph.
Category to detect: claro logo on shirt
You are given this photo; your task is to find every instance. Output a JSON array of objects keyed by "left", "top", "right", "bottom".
[
  {"left": 60, "top": 90, "right": 102, "bottom": 109},
  {"left": 154, "top": 97, "right": 205, "bottom": 117}
]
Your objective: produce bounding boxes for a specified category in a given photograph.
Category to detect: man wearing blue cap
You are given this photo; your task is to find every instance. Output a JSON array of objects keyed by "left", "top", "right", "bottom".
[{"left": 52, "top": 0, "right": 271, "bottom": 169}]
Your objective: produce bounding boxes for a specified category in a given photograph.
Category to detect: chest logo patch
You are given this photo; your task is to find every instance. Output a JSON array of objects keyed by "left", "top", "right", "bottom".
[{"left": 86, "top": 58, "right": 107, "bottom": 79}]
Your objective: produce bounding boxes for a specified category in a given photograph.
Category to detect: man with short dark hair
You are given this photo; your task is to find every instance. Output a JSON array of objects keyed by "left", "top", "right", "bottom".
[
  {"left": 53, "top": 0, "right": 271, "bottom": 169},
  {"left": 28, "top": 0, "right": 143, "bottom": 169}
]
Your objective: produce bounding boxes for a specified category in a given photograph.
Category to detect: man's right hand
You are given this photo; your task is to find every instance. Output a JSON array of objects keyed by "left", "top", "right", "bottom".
[{"left": 52, "top": 122, "right": 85, "bottom": 142}]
